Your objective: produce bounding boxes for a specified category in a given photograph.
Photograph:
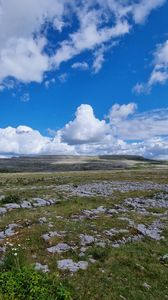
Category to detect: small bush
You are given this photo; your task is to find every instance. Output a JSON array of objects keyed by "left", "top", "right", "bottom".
[
  {"left": 88, "top": 246, "right": 109, "bottom": 262},
  {"left": 0, "top": 267, "right": 72, "bottom": 300},
  {"left": 0, "top": 248, "right": 72, "bottom": 300},
  {"left": 1, "top": 193, "right": 21, "bottom": 204}
]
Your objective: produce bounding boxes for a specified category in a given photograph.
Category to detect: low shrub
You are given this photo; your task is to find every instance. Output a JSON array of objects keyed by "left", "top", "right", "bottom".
[
  {"left": 1, "top": 193, "right": 21, "bottom": 204},
  {"left": 0, "top": 267, "right": 72, "bottom": 300},
  {"left": 0, "top": 248, "right": 72, "bottom": 300}
]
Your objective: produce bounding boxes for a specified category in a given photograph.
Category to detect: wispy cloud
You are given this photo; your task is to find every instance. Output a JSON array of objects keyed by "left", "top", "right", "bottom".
[{"left": 133, "top": 39, "right": 168, "bottom": 94}]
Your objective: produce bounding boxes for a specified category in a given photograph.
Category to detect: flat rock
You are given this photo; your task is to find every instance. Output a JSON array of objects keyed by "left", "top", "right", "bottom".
[
  {"left": 5, "top": 223, "right": 21, "bottom": 237},
  {"left": 47, "top": 243, "right": 71, "bottom": 254},
  {"left": 42, "top": 231, "right": 66, "bottom": 241},
  {"left": 104, "top": 228, "right": 129, "bottom": 237},
  {"left": 0, "top": 231, "right": 5, "bottom": 241},
  {"left": 57, "top": 181, "right": 168, "bottom": 197},
  {"left": 136, "top": 221, "right": 164, "bottom": 241},
  {"left": 80, "top": 234, "right": 95, "bottom": 246},
  {"left": 33, "top": 198, "right": 49, "bottom": 207},
  {"left": 57, "top": 259, "right": 88, "bottom": 272},
  {"left": 21, "top": 201, "right": 32, "bottom": 209},
  {"left": 35, "top": 262, "right": 49, "bottom": 273},
  {"left": 0, "top": 207, "right": 7, "bottom": 215},
  {"left": 4, "top": 203, "right": 20, "bottom": 209},
  {"left": 39, "top": 217, "right": 48, "bottom": 224}
]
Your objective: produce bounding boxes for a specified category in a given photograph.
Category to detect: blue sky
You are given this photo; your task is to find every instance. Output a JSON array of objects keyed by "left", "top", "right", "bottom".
[{"left": 0, "top": 0, "right": 168, "bottom": 158}]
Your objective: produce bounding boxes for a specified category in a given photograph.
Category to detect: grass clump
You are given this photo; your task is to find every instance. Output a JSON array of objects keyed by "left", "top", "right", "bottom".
[
  {"left": 1, "top": 193, "right": 21, "bottom": 204},
  {"left": 87, "top": 246, "right": 110, "bottom": 262}
]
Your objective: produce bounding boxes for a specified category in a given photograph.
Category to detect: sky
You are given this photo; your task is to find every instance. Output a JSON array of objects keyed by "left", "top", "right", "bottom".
[{"left": 0, "top": 0, "right": 168, "bottom": 158}]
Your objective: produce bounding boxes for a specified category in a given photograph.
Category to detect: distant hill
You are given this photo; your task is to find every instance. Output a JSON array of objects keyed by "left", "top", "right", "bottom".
[{"left": 0, "top": 155, "right": 162, "bottom": 173}]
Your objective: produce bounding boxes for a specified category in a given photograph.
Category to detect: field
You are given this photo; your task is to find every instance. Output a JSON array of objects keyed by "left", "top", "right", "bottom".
[{"left": 0, "top": 156, "right": 168, "bottom": 299}]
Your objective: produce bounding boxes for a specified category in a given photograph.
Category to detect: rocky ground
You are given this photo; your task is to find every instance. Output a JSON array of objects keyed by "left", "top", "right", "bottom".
[{"left": 0, "top": 169, "right": 168, "bottom": 299}]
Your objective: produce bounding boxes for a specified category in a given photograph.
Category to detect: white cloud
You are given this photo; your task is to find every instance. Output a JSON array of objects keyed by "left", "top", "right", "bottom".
[
  {"left": 44, "top": 78, "right": 56, "bottom": 88},
  {"left": 53, "top": 20, "right": 130, "bottom": 68},
  {"left": 109, "top": 105, "right": 168, "bottom": 140},
  {"left": 0, "top": 125, "right": 48, "bottom": 155},
  {"left": 20, "top": 93, "right": 30, "bottom": 102},
  {"left": 72, "top": 62, "right": 89, "bottom": 71},
  {"left": 133, "top": 40, "right": 168, "bottom": 93},
  {"left": 58, "top": 73, "right": 68, "bottom": 83},
  {"left": 148, "top": 40, "right": 168, "bottom": 86},
  {"left": 108, "top": 103, "right": 137, "bottom": 122},
  {"left": 60, "top": 104, "right": 109, "bottom": 144},
  {"left": 0, "top": 37, "right": 49, "bottom": 84},
  {"left": 0, "top": 0, "right": 66, "bottom": 85},
  {"left": 0, "top": 125, "right": 75, "bottom": 155},
  {"left": 132, "top": 83, "right": 145, "bottom": 95},
  {"left": 0, "top": 0, "right": 165, "bottom": 87},
  {"left": 132, "top": 0, "right": 166, "bottom": 24},
  {"left": 0, "top": 103, "right": 168, "bottom": 158},
  {"left": 92, "top": 49, "right": 105, "bottom": 74}
]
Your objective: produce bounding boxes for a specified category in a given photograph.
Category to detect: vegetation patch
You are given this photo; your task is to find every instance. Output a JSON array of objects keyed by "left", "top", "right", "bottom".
[
  {"left": 0, "top": 267, "right": 72, "bottom": 300},
  {"left": 1, "top": 193, "right": 21, "bottom": 204}
]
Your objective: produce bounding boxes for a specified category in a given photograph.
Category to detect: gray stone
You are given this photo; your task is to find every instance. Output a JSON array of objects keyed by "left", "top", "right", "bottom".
[
  {"left": 142, "top": 282, "right": 151, "bottom": 289},
  {"left": 39, "top": 217, "right": 47, "bottom": 224},
  {"left": 0, "top": 207, "right": 7, "bottom": 215},
  {"left": 57, "top": 259, "right": 88, "bottom": 272},
  {"left": 4, "top": 203, "right": 20, "bottom": 209},
  {"left": 89, "top": 258, "right": 96, "bottom": 264},
  {"left": 95, "top": 241, "right": 106, "bottom": 248},
  {"left": 33, "top": 198, "right": 49, "bottom": 207},
  {"left": 21, "top": 201, "right": 32, "bottom": 209},
  {"left": 111, "top": 235, "right": 142, "bottom": 248},
  {"left": 160, "top": 254, "right": 168, "bottom": 263},
  {"left": 0, "top": 231, "right": 5, "bottom": 241},
  {"left": 47, "top": 243, "right": 71, "bottom": 254},
  {"left": 104, "top": 228, "right": 129, "bottom": 237},
  {"left": 5, "top": 223, "right": 21, "bottom": 237},
  {"left": 56, "top": 181, "right": 168, "bottom": 197},
  {"left": 107, "top": 209, "right": 119, "bottom": 215},
  {"left": 80, "top": 234, "right": 95, "bottom": 246},
  {"left": 35, "top": 262, "right": 49, "bottom": 273},
  {"left": 0, "top": 246, "right": 6, "bottom": 253},
  {"left": 136, "top": 220, "right": 164, "bottom": 241},
  {"left": 42, "top": 231, "right": 66, "bottom": 241}
]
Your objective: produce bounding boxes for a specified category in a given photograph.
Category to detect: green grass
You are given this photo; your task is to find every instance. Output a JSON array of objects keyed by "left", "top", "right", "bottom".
[{"left": 0, "top": 169, "right": 168, "bottom": 299}]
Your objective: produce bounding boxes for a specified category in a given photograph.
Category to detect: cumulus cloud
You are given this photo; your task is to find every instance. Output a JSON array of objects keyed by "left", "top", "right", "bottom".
[
  {"left": 0, "top": 125, "right": 75, "bottom": 155},
  {"left": 1, "top": 103, "right": 168, "bottom": 159},
  {"left": 0, "top": 125, "right": 48, "bottom": 155},
  {"left": 60, "top": 104, "right": 109, "bottom": 144},
  {"left": 0, "top": 0, "right": 166, "bottom": 87}
]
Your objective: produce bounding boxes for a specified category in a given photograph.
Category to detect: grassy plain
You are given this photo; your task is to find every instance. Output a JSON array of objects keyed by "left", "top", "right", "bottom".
[{"left": 0, "top": 163, "right": 168, "bottom": 299}]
